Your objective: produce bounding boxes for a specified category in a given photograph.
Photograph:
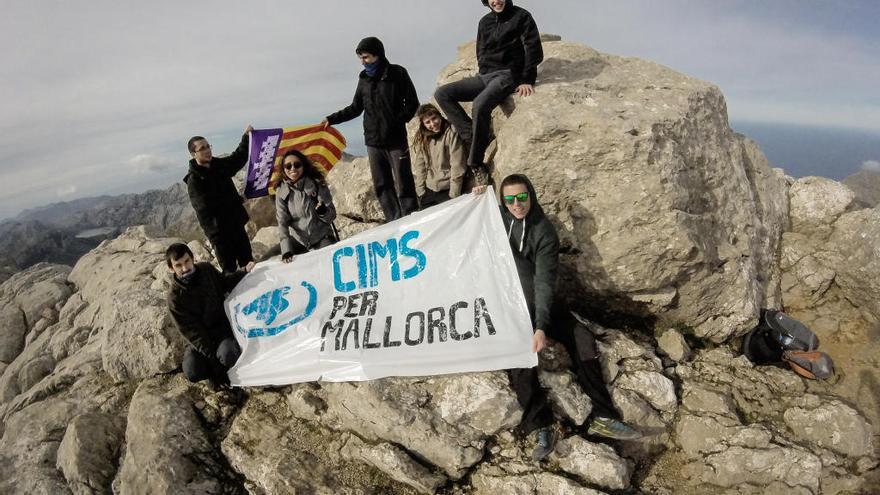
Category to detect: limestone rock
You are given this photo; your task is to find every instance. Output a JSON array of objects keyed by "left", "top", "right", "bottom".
[
  {"left": 842, "top": 169, "right": 880, "bottom": 207},
  {"left": 69, "top": 228, "right": 186, "bottom": 381},
  {"left": 538, "top": 370, "right": 592, "bottom": 425},
  {"left": 340, "top": 435, "right": 446, "bottom": 494},
  {"left": 223, "top": 390, "right": 419, "bottom": 494},
  {"left": 551, "top": 435, "right": 632, "bottom": 490},
  {"left": 684, "top": 445, "right": 821, "bottom": 493},
  {"left": 614, "top": 369, "right": 677, "bottom": 413},
  {"left": 327, "top": 157, "right": 384, "bottom": 222},
  {"left": 656, "top": 328, "right": 691, "bottom": 362},
  {"left": 471, "top": 469, "right": 607, "bottom": 495},
  {"left": 115, "top": 376, "right": 242, "bottom": 494},
  {"left": 788, "top": 176, "right": 855, "bottom": 234},
  {"left": 251, "top": 225, "right": 280, "bottom": 261},
  {"left": 783, "top": 400, "right": 875, "bottom": 458},
  {"left": 0, "top": 264, "right": 73, "bottom": 364},
  {"left": 434, "top": 371, "right": 522, "bottom": 435},
  {"left": 438, "top": 40, "right": 788, "bottom": 342},
  {"left": 56, "top": 412, "right": 125, "bottom": 494}
]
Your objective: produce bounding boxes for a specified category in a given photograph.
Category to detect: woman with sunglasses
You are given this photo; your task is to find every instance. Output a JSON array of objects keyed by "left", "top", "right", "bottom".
[
  {"left": 274, "top": 150, "right": 337, "bottom": 263},
  {"left": 474, "top": 174, "right": 641, "bottom": 460},
  {"left": 411, "top": 103, "right": 468, "bottom": 208}
]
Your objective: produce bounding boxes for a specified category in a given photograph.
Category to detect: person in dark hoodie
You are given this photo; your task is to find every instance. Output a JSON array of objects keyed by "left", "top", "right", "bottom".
[
  {"left": 165, "top": 243, "right": 254, "bottom": 388},
  {"left": 321, "top": 37, "right": 420, "bottom": 222},
  {"left": 273, "top": 149, "right": 338, "bottom": 261},
  {"left": 474, "top": 174, "right": 641, "bottom": 459},
  {"left": 185, "top": 125, "right": 255, "bottom": 273},
  {"left": 435, "top": 0, "right": 542, "bottom": 175}
]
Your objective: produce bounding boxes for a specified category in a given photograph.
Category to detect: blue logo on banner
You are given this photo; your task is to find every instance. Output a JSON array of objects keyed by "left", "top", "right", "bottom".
[{"left": 234, "top": 281, "right": 318, "bottom": 338}]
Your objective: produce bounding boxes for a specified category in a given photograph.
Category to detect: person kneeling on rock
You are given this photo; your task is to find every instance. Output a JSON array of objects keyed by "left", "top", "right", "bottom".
[
  {"left": 165, "top": 243, "right": 254, "bottom": 388},
  {"left": 474, "top": 174, "right": 641, "bottom": 460}
]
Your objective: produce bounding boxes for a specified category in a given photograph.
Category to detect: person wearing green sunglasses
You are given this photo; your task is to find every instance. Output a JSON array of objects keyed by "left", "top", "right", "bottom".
[{"left": 474, "top": 173, "right": 642, "bottom": 460}]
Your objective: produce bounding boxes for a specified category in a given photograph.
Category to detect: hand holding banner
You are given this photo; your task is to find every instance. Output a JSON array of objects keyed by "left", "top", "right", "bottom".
[{"left": 225, "top": 189, "right": 536, "bottom": 386}]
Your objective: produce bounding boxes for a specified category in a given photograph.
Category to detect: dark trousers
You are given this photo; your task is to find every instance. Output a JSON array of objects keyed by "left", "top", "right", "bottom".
[
  {"left": 510, "top": 311, "right": 621, "bottom": 434},
  {"left": 509, "top": 367, "right": 554, "bottom": 435},
  {"left": 434, "top": 70, "right": 514, "bottom": 167},
  {"left": 182, "top": 338, "right": 241, "bottom": 384},
  {"left": 549, "top": 312, "right": 621, "bottom": 420},
  {"left": 366, "top": 146, "right": 418, "bottom": 222},
  {"left": 211, "top": 225, "right": 253, "bottom": 273},
  {"left": 419, "top": 189, "right": 451, "bottom": 209}
]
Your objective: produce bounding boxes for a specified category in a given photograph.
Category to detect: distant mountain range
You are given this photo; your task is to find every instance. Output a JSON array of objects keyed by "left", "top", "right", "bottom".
[{"left": 0, "top": 182, "right": 201, "bottom": 283}]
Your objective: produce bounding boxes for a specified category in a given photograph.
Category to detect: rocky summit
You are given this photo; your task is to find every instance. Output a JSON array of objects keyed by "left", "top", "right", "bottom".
[{"left": 1, "top": 36, "right": 878, "bottom": 494}]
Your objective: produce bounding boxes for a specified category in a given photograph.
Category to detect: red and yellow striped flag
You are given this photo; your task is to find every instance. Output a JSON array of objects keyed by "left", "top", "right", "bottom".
[
  {"left": 245, "top": 123, "right": 347, "bottom": 198},
  {"left": 268, "top": 124, "right": 346, "bottom": 195}
]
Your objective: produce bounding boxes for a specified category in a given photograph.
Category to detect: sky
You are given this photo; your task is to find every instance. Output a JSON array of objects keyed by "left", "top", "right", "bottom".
[{"left": 1, "top": 0, "right": 879, "bottom": 220}]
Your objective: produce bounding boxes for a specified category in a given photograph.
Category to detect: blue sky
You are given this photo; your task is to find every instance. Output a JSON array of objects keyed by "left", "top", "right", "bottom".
[{"left": 1, "top": 0, "right": 878, "bottom": 219}]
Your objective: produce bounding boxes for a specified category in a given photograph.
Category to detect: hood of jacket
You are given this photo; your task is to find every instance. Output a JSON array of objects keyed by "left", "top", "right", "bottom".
[
  {"left": 482, "top": 0, "right": 515, "bottom": 18},
  {"left": 498, "top": 173, "right": 546, "bottom": 228}
]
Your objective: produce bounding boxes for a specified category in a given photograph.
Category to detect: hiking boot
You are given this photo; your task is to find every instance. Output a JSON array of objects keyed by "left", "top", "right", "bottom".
[
  {"left": 587, "top": 417, "right": 642, "bottom": 440},
  {"left": 531, "top": 427, "right": 558, "bottom": 461}
]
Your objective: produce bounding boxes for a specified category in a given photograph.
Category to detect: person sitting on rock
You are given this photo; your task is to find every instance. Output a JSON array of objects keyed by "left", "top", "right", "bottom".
[
  {"left": 165, "top": 243, "right": 254, "bottom": 388},
  {"left": 411, "top": 103, "right": 468, "bottom": 208},
  {"left": 185, "top": 125, "right": 255, "bottom": 273},
  {"left": 321, "top": 36, "right": 420, "bottom": 223},
  {"left": 274, "top": 150, "right": 338, "bottom": 262},
  {"left": 434, "top": 0, "right": 542, "bottom": 180},
  {"left": 474, "top": 174, "right": 641, "bottom": 459}
]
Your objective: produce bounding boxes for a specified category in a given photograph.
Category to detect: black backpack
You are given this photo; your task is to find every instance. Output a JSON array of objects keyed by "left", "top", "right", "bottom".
[{"left": 743, "top": 309, "right": 834, "bottom": 380}]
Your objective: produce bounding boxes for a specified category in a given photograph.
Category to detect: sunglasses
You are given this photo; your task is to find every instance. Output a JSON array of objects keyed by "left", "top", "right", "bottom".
[
  {"left": 193, "top": 144, "right": 211, "bottom": 153},
  {"left": 283, "top": 161, "right": 303, "bottom": 170},
  {"left": 502, "top": 192, "right": 529, "bottom": 204}
]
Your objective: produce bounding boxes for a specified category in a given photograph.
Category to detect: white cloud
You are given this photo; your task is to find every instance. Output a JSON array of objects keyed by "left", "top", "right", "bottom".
[
  {"left": 862, "top": 160, "right": 880, "bottom": 172},
  {"left": 128, "top": 153, "right": 177, "bottom": 174},
  {"left": 56, "top": 185, "right": 77, "bottom": 197}
]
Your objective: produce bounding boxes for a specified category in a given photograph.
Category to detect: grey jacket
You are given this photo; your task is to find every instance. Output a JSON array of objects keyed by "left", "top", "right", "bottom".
[
  {"left": 412, "top": 126, "right": 467, "bottom": 198},
  {"left": 275, "top": 177, "right": 336, "bottom": 254}
]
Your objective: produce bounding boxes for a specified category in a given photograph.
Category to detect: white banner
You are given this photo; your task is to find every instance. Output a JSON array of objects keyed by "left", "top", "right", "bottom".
[{"left": 225, "top": 189, "right": 537, "bottom": 386}]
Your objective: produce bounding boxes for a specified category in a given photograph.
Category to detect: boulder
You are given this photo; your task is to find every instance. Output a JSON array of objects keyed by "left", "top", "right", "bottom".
[
  {"left": 114, "top": 376, "right": 241, "bottom": 494},
  {"left": 327, "top": 157, "right": 384, "bottom": 223},
  {"left": 551, "top": 435, "right": 632, "bottom": 490},
  {"left": 783, "top": 400, "right": 875, "bottom": 458},
  {"left": 437, "top": 39, "right": 788, "bottom": 342},
  {"left": 538, "top": 370, "right": 592, "bottom": 425},
  {"left": 656, "top": 328, "right": 691, "bottom": 362},
  {"left": 69, "top": 227, "right": 186, "bottom": 381},
  {"left": 56, "top": 412, "right": 125, "bottom": 495}
]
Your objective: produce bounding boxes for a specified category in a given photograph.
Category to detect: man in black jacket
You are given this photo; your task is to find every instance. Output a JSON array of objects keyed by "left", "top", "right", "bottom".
[
  {"left": 435, "top": 0, "right": 542, "bottom": 173},
  {"left": 165, "top": 243, "right": 254, "bottom": 386},
  {"left": 322, "top": 37, "right": 420, "bottom": 222},
  {"left": 476, "top": 174, "right": 640, "bottom": 460},
  {"left": 185, "top": 125, "right": 254, "bottom": 273}
]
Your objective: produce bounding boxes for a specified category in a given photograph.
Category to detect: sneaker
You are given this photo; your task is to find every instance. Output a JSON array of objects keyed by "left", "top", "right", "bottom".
[
  {"left": 531, "top": 427, "right": 558, "bottom": 461},
  {"left": 587, "top": 417, "right": 642, "bottom": 440}
]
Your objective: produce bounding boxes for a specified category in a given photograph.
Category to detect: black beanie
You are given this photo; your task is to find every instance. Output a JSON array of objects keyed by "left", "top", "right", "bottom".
[{"left": 356, "top": 37, "right": 385, "bottom": 59}]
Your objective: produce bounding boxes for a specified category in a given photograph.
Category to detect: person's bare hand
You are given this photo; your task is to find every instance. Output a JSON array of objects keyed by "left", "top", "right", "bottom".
[
  {"left": 532, "top": 329, "right": 547, "bottom": 353},
  {"left": 244, "top": 124, "right": 254, "bottom": 135},
  {"left": 320, "top": 119, "right": 330, "bottom": 129},
  {"left": 516, "top": 84, "right": 534, "bottom": 97},
  {"left": 244, "top": 261, "right": 256, "bottom": 272},
  {"left": 472, "top": 185, "right": 488, "bottom": 195}
]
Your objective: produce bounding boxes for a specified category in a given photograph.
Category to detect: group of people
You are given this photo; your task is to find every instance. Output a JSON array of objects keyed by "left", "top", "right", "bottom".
[{"left": 165, "top": 0, "right": 639, "bottom": 462}]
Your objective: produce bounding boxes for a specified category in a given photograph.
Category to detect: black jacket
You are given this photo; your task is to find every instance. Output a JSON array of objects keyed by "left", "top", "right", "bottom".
[
  {"left": 477, "top": 1, "right": 543, "bottom": 86},
  {"left": 184, "top": 133, "right": 250, "bottom": 239},
  {"left": 326, "top": 60, "right": 419, "bottom": 148},
  {"left": 499, "top": 175, "right": 559, "bottom": 331},
  {"left": 167, "top": 262, "right": 246, "bottom": 356}
]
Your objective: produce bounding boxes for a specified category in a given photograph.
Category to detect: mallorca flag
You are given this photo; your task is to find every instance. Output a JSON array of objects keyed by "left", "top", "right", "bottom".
[{"left": 244, "top": 123, "right": 347, "bottom": 198}]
